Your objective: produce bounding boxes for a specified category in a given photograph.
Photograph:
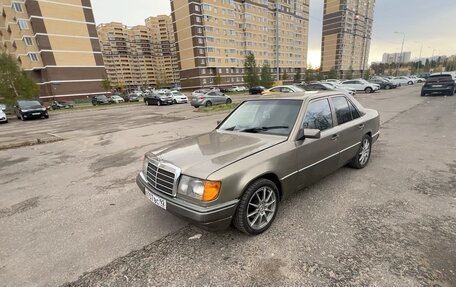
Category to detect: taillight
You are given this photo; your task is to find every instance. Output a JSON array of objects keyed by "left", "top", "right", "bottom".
[{"left": 198, "top": 96, "right": 204, "bottom": 100}]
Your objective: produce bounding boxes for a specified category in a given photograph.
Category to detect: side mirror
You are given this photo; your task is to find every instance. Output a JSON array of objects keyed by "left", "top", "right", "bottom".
[{"left": 296, "top": 128, "right": 321, "bottom": 141}]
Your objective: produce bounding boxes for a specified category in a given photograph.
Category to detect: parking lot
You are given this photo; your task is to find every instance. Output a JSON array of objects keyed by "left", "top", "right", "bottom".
[{"left": 1, "top": 85, "right": 455, "bottom": 286}]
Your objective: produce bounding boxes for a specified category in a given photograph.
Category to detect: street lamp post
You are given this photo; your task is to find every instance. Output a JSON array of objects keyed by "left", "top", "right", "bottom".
[
  {"left": 415, "top": 42, "right": 423, "bottom": 73},
  {"left": 394, "top": 31, "right": 405, "bottom": 76}
]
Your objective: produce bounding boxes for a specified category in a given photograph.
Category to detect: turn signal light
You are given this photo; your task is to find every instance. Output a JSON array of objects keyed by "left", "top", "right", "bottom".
[{"left": 203, "top": 181, "right": 221, "bottom": 202}]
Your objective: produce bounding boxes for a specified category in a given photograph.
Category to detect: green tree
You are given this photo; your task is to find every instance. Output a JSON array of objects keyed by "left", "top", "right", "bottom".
[
  {"left": 260, "top": 62, "right": 274, "bottom": 88},
  {"left": 0, "top": 53, "right": 38, "bottom": 105},
  {"left": 293, "top": 69, "right": 301, "bottom": 83},
  {"left": 213, "top": 74, "right": 222, "bottom": 87},
  {"left": 243, "top": 53, "right": 259, "bottom": 88},
  {"left": 101, "top": 78, "right": 111, "bottom": 91},
  {"left": 282, "top": 70, "right": 289, "bottom": 81},
  {"left": 328, "top": 67, "right": 338, "bottom": 79}
]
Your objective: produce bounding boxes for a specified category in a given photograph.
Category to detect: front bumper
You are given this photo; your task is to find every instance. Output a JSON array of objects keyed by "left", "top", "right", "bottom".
[
  {"left": 136, "top": 173, "right": 238, "bottom": 230},
  {"left": 22, "top": 111, "right": 48, "bottom": 118}
]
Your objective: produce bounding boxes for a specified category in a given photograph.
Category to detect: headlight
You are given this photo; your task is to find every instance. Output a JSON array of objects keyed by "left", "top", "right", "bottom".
[
  {"left": 142, "top": 155, "right": 149, "bottom": 175},
  {"left": 178, "top": 175, "right": 221, "bottom": 202},
  {"left": 21, "top": 109, "right": 29, "bottom": 112}
]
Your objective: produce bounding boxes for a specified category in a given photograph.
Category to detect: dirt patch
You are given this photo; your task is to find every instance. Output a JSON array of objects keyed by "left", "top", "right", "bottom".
[
  {"left": 296, "top": 200, "right": 456, "bottom": 286},
  {"left": 0, "top": 197, "right": 40, "bottom": 219},
  {"left": 412, "top": 161, "right": 456, "bottom": 198},
  {"left": 90, "top": 150, "right": 138, "bottom": 173},
  {"left": 0, "top": 157, "right": 29, "bottom": 168}
]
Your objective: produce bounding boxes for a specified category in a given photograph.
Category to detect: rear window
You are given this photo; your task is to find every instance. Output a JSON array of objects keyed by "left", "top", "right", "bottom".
[{"left": 427, "top": 75, "right": 453, "bottom": 82}]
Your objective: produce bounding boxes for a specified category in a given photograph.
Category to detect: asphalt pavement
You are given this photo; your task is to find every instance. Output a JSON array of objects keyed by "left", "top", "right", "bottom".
[{"left": 1, "top": 85, "right": 455, "bottom": 286}]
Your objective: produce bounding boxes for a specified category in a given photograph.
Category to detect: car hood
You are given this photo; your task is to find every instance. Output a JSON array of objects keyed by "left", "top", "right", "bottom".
[{"left": 147, "top": 130, "right": 286, "bottom": 179}]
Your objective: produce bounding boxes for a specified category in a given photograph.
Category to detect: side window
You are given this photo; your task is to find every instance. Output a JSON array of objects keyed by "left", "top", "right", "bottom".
[
  {"left": 303, "top": 99, "right": 333, "bottom": 131},
  {"left": 271, "top": 87, "right": 281, "bottom": 92},
  {"left": 347, "top": 99, "right": 360, "bottom": 119},
  {"left": 281, "top": 87, "right": 291, "bottom": 93},
  {"left": 331, "top": 96, "right": 352, "bottom": 125}
]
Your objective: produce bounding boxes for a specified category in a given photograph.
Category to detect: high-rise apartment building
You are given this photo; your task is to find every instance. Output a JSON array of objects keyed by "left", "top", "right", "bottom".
[
  {"left": 98, "top": 22, "right": 155, "bottom": 88},
  {"left": 381, "top": 52, "right": 411, "bottom": 64},
  {"left": 98, "top": 15, "right": 179, "bottom": 90},
  {"left": 321, "top": 0, "right": 375, "bottom": 78},
  {"left": 0, "top": 0, "right": 106, "bottom": 99},
  {"left": 146, "top": 15, "right": 179, "bottom": 87},
  {"left": 171, "top": 0, "right": 309, "bottom": 89}
]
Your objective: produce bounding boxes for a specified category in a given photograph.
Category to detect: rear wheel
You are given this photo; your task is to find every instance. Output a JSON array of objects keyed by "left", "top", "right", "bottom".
[
  {"left": 233, "top": 178, "right": 279, "bottom": 235},
  {"left": 385, "top": 85, "right": 391, "bottom": 90},
  {"left": 349, "top": 135, "right": 372, "bottom": 169},
  {"left": 205, "top": 101, "right": 212, "bottom": 107},
  {"left": 408, "top": 81, "right": 413, "bottom": 85},
  {"left": 364, "top": 87, "right": 373, "bottom": 93},
  {"left": 226, "top": 98, "right": 232, "bottom": 104}
]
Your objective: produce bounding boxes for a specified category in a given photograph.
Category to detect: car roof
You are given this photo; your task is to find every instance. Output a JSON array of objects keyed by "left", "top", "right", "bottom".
[{"left": 255, "top": 91, "right": 346, "bottom": 101}]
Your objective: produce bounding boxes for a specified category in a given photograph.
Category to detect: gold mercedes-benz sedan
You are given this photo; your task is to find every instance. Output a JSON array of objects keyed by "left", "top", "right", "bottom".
[{"left": 137, "top": 91, "right": 380, "bottom": 235}]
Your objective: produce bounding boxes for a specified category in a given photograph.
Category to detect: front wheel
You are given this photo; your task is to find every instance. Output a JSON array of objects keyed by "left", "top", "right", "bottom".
[
  {"left": 408, "top": 81, "right": 413, "bottom": 85},
  {"left": 145, "top": 100, "right": 150, "bottom": 106},
  {"left": 349, "top": 135, "right": 372, "bottom": 169},
  {"left": 385, "top": 85, "right": 391, "bottom": 90},
  {"left": 205, "top": 101, "right": 212, "bottom": 107},
  {"left": 226, "top": 98, "right": 232, "bottom": 104},
  {"left": 364, "top": 87, "right": 373, "bottom": 93},
  {"left": 421, "top": 91, "right": 426, "bottom": 97},
  {"left": 233, "top": 178, "right": 279, "bottom": 235},
  {"left": 156, "top": 101, "right": 161, "bottom": 106}
]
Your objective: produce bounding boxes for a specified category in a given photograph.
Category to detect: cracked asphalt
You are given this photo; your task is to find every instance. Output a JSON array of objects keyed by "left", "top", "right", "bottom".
[{"left": 1, "top": 86, "right": 455, "bottom": 286}]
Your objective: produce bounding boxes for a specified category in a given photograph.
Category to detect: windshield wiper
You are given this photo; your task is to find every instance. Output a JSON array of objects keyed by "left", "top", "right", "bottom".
[{"left": 241, "top": 126, "right": 289, "bottom": 133}]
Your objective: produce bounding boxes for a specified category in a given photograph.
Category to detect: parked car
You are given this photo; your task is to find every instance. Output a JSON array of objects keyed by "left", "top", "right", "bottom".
[
  {"left": 261, "top": 85, "right": 305, "bottom": 95},
  {"left": 322, "top": 82, "right": 356, "bottom": 95},
  {"left": 340, "top": 79, "right": 380, "bottom": 93},
  {"left": 0, "top": 106, "right": 7, "bottom": 123},
  {"left": 421, "top": 73, "right": 455, "bottom": 96},
  {"left": 383, "top": 76, "right": 402, "bottom": 87},
  {"left": 15, "top": 100, "right": 49, "bottom": 121},
  {"left": 418, "top": 72, "right": 431, "bottom": 79},
  {"left": 324, "top": 79, "right": 341, "bottom": 84},
  {"left": 249, "top": 86, "right": 266, "bottom": 95},
  {"left": 91, "top": 95, "right": 110, "bottom": 105},
  {"left": 304, "top": 82, "right": 356, "bottom": 96},
  {"left": 368, "top": 78, "right": 397, "bottom": 90},
  {"left": 409, "top": 75, "right": 425, "bottom": 83},
  {"left": 393, "top": 76, "right": 415, "bottom": 85},
  {"left": 109, "top": 95, "right": 125, "bottom": 103},
  {"left": 229, "top": 86, "right": 248, "bottom": 92},
  {"left": 169, "top": 91, "right": 188, "bottom": 104},
  {"left": 50, "top": 100, "right": 74, "bottom": 110},
  {"left": 144, "top": 92, "right": 174, "bottom": 106},
  {"left": 192, "top": 89, "right": 210, "bottom": 97},
  {"left": 137, "top": 92, "right": 380, "bottom": 234},
  {"left": 127, "top": 94, "right": 140, "bottom": 102},
  {"left": 190, "top": 91, "right": 232, "bottom": 108}
]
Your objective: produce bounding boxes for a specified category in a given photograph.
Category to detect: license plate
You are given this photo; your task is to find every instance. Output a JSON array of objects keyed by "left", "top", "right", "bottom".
[
  {"left": 145, "top": 189, "right": 166, "bottom": 210},
  {"left": 32, "top": 113, "right": 41, "bottom": 115},
  {"left": 432, "top": 85, "right": 442, "bottom": 88}
]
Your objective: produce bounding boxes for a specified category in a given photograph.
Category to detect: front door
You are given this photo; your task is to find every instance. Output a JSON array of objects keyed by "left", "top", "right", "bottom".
[{"left": 296, "top": 98, "right": 340, "bottom": 190}]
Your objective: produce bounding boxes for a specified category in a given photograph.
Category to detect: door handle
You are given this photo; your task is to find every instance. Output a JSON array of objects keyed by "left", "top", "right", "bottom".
[
  {"left": 331, "top": 134, "right": 340, "bottom": 141},
  {"left": 358, "top": 124, "right": 365, "bottom": 129}
]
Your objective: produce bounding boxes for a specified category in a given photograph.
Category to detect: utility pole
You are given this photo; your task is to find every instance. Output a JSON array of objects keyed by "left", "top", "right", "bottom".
[{"left": 416, "top": 42, "right": 423, "bottom": 72}]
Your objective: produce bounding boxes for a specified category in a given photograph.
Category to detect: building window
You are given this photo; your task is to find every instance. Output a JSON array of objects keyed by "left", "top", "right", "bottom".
[
  {"left": 24, "top": 37, "right": 33, "bottom": 46},
  {"left": 195, "top": 16, "right": 201, "bottom": 23},
  {"left": 17, "top": 19, "right": 28, "bottom": 30},
  {"left": 12, "top": 2, "right": 23, "bottom": 12},
  {"left": 28, "top": 53, "right": 38, "bottom": 62},
  {"left": 194, "top": 4, "right": 200, "bottom": 11}
]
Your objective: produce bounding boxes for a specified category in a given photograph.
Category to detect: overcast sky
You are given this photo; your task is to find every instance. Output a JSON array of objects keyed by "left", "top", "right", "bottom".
[{"left": 92, "top": 0, "right": 456, "bottom": 67}]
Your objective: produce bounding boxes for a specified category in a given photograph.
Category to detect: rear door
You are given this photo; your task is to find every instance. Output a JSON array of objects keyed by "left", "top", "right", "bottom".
[
  {"left": 330, "top": 96, "right": 364, "bottom": 165},
  {"left": 296, "top": 98, "right": 340, "bottom": 189}
]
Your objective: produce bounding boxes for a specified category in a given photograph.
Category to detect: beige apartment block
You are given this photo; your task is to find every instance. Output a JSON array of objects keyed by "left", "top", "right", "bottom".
[
  {"left": 146, "top": 15, "right": 179, "bottom": 87},
  {"left": 321, "top": 0, "right": 375, "bottom": 78},
  {"left": 98, "top": 15, "right": 179, "bottom": 90},
  {"left": 0, "top": 0, "right": 106, "bottom": 100},
  {"left": 171, "top": 0, "right": 309, "bottom": 89}
]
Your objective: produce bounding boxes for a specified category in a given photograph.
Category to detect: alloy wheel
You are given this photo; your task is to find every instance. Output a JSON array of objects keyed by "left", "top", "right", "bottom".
[
  {"left": 359, "top": 139, "right": 370, "bottom": 165},
  {"left": 247, "top": 187, "right": 277, "bottom": 230}
]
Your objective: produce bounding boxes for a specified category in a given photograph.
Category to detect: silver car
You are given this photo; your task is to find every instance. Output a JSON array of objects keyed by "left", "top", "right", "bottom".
[
  {"left": 190, "top": 91, "right": 232, "bottom": 108},
  {"left": 137, "top": 91, "right": 380, "bottom": 235}
]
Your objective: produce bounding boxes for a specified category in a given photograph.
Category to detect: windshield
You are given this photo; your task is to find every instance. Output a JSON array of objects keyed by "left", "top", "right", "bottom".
[
  {"left": 18, "top": 101, "right": 42, "bottom": 108},
  {"left": 218, "top": 100, "right": 302, "bottom": 136}
]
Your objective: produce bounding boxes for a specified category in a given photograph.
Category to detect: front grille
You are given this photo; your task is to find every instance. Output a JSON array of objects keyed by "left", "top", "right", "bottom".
[{"left": 146, "top": 159, "right": 180, "bottom": 196}]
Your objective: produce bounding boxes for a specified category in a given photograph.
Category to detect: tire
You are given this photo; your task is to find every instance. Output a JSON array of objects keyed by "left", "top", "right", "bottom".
[
  {"left": 385, "top": 85, "right": 391, "bottom": 90},
  {"left": 349, "top": 134, "right": 372, "bottom": 169},
  {"left": 408, "top": 81, "right": 413, "bottom": 85},
  {"left": 448, "top": 89, "right": 454, "bottom": 96},
  {"left": 233, "top": 178, "right": 279, "bottom": 235},
  {"left": 421, "top": 91, "right": 426, "bottom": 97},
  {"left": 205, "top": 101, "right": 212, "bottom": 107},
  {"left": 157, "top": 101, "right": 161, "bottom": 106},
  {"left": 194, "top": 106, "right": 199, "bottom": 109},
  {"left": 44, "top": 114, "right": 49, "bottom": 119},
  {"left": 20, "top": 114, "right": 25, "bottom": 121},
  {"left": 226, "top": 98, "right": 232, "bottom": 104},
  {"left": 364, "top": 87, "right": 373, "bottom": 93},
  {"left": 173, "top": 99, "right": 177, "bottom": 104}
]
